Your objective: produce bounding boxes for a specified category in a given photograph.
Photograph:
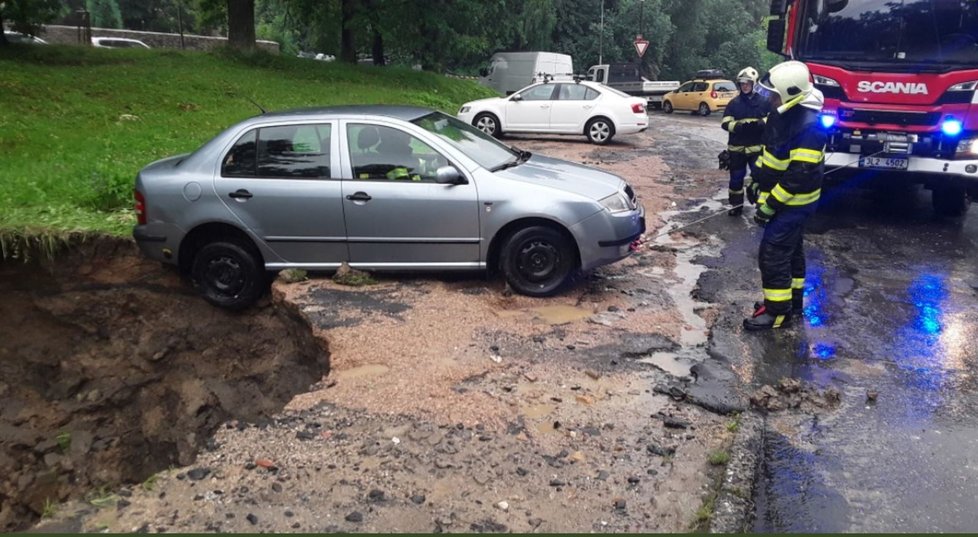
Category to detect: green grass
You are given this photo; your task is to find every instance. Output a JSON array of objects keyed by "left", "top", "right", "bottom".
[
  {"left": 708, "top": 450, "right": 730, "bottom": 466},
  {"left": 0, "top": 45, "right": 495, "bottom": 241}
]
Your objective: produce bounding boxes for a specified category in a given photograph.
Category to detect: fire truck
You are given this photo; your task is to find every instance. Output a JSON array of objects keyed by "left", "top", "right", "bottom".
[{"left": 766, "top": 0, "right": 978, "bottom": 216}]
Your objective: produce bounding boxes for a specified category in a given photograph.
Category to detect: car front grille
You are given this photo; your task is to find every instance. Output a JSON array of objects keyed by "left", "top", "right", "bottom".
[{"left": 838, "top": 108, "right": 940, "bottom": 126}]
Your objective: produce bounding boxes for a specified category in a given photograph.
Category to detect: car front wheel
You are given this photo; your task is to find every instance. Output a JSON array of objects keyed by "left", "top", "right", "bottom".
[
  {"left": 585, "top": 117, "right": 615, "bottom": 145},
  {"left": 500, "top": 226, "right": 576, "bottom": 297},
  {"left": 191, "top": 240, "right": 266, "bottom": 310},
  {"left": 473, "top": 112, "right": 502, "bottom": 138}
]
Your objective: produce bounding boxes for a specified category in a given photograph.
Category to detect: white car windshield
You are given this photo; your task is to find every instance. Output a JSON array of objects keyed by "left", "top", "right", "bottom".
[{"left": 412, "top": 112, "right": 518, "bottom": 171}]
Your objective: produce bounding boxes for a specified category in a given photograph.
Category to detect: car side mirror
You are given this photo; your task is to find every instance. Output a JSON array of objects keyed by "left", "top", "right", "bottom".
[
  {"left": 767, "top": 18, "right": 786, "bottom": 54},
  {"left": 435, "top": 166, "right": 467, "bottom": 185},
  {"left": 511, "top": 93, "right": 523, "bottom": 102}
]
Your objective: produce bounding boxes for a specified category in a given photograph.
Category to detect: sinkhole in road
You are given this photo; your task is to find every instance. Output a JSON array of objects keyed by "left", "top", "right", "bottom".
[{"left": 0, "top": 237, "right": 329, "bottom": 531}]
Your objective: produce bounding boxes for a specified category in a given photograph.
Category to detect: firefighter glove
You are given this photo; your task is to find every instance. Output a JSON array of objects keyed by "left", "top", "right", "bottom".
[
  {"left": 753, "top": 203, "right": 775, "bottom": 227},
  {"left": 746, "top": 181, "right": 761, "bottom": 205},
  {"left": 718, "top": 150, "right": 730, "bottom": 170}
]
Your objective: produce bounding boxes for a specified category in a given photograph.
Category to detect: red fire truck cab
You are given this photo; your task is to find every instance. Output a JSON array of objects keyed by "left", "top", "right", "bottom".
[{"left": 767, "top": 0, "right": 978, "bottom": 216}]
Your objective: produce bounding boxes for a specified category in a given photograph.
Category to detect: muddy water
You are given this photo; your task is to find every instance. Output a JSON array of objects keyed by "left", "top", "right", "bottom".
[{"left": 0, "top": 239, "right": 329, "bottom": 531}]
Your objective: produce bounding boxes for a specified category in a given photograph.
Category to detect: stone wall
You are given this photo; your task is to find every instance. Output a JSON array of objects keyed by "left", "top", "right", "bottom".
[{"left": 29, "top": 24, "right": 279, "bottom": 54}]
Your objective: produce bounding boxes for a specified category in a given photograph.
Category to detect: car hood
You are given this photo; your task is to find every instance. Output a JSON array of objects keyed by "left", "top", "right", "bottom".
[
  {"left": 495, "top": 154, "right": 624, "bottom": 200},
  {"left": 463, "top": 96, "right": 506, "bottom": 108}
]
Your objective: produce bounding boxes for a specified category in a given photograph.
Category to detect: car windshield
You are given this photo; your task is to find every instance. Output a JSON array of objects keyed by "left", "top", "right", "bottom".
[
  {"left": 796, "top": 0, "right": 978, "bottom": 66},
  {"left": 412, "top": 112, "right": 517, "bottom": 171}
]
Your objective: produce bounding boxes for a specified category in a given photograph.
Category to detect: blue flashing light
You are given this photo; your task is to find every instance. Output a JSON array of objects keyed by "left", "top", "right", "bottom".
[
  {"left": 819, "top": 113, "right": 836, "bottom": 129},
  {"left": 941, "top": 118, "right": 963, "bottom": 137},
  {"left": 812, "top": 343, "right": 836, "bottom": 360}
]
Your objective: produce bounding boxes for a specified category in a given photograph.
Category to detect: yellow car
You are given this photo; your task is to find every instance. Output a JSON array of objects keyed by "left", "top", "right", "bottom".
[{"left": 662, "top": 78, "right": 738, "bottom": 116}]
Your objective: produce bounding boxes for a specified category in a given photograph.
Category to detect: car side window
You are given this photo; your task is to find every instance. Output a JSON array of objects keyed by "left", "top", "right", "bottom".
[
  {"left": 584, "top": 87, "right": 601, "bottom": 100},
  {"left": 677, "top": 82, "right": 694, "bottom": 93},
  {"left": 692, "top": 82, "right": 709, "bottom": 92},
  {"left": 347, "top": 124, "right": 449, "bottom": 182},
  {"left": 221, "top": 129, "right": 258, "bottom": 177},
  {"left": 255, "top": 124, "right": 331, "bottom": 178},
  {"left": 518, "top": 84, "right": 557, "bottom": 101},
  {"left": 557, "top": 84, "right": 590, "bottom": 100}
]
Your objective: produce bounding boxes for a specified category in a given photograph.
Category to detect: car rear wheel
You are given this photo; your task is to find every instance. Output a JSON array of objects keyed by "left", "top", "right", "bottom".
[
  {"left": 500, "top": 226, "right": 575, "bottom": 297},
  {"left": 698, "top": 102, "right": 711, "bottom": 116},
  {"left": 585, "top": 117, "right": 615, "bottom": 145},
  {"left": 474, "top": 112, "right": 502, "bottom": 138},
  {"left": 662, "top": 101, "right": 673, "bottom": 114},
  {"left": 191, "top": 240, "right": 266, "bottom": 310}
]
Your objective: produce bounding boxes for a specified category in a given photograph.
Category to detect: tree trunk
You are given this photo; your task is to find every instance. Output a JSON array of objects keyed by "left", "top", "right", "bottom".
[
  {"left": 340, "top": 0, "right": 357, "bottom": 63},
  {"left": 227, "top": 0, "right": 256, "bottom": 51},
  {"left": 371, "top": 29, "right": 384, "bottom": 65}
]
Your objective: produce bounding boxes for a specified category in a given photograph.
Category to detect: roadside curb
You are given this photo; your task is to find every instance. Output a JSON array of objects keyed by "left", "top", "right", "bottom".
[{"left": 709, "top": 411, "right": 764, "bottom": 533}]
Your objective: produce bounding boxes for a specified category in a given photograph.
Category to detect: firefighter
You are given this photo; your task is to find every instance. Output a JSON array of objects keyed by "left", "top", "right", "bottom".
[
  {"left": 720, "top": 67, "right": 771, "bottom": 216},
  {"left": 745, "top": 60, "right": 826, "bottom": 331}
]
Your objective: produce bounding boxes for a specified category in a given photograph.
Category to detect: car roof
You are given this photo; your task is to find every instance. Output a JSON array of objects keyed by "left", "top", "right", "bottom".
[{"left": 254, "top": 105, "right": 435, "bottom": 122}]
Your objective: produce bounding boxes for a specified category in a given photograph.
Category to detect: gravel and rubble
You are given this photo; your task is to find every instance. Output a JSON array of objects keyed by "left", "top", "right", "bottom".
[{"left": 27, "top": 126, "right": 747, "bottom": 532}]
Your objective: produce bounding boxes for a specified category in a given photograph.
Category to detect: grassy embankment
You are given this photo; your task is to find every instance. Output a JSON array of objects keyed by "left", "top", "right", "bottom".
[{"left": 0, "top": 45, "right": 494, "bottom": 257}]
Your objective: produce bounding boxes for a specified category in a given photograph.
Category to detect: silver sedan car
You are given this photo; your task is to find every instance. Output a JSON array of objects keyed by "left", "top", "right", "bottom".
[{"left": 133, "top": 106, "right": 645, "bottom": 309}]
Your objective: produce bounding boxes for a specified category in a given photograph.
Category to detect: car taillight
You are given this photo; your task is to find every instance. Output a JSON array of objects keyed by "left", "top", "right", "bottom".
[
  {"left": 631, "top": 103, "right": 645, "bottom": 114},
  {"left": 134, "top": 190, "right": 147, "bottom": 225},
  {"left": 711, "top": 90, "right": 718, "bottom": 99}
]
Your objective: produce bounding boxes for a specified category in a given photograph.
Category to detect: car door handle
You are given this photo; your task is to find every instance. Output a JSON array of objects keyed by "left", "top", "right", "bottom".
[
  {"left": 583, "top": 105, "right": 593, "bottom": 109},
  {"left": 228, "top": 189, "right": 253, "bottom": 200},
  {"left": 346, "top": 191, "right": 372, "bottom": 202},
  {"left": 540, "top": 105, "right": 550, "bottom": 109}
]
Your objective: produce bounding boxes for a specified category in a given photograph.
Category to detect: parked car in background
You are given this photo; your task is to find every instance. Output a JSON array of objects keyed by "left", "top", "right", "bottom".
[
  {"left": 457, "top": 79, "right": 648, "bottom": 145},
  {"left": 478, "top": 52, "right": 574, "bottom": 95},
  {"left": 661, "top": 76, "right": 737, "bottom": 115},
  {"left": 4, "top": 31, "right": 47, "bottom": 44},
  {"left": 92, "top": 37, "right": 151, "bottom": 49},
  {"left": 133, "top": 106, "right": 645, "bottom": 309}
]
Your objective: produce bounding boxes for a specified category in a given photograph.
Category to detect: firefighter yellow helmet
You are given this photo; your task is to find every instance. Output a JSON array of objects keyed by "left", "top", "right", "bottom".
[
  {"left": 736, "top": 67, "right": 759, "bottom": 84},
  {"left": 758, "top": 60, "right": 814, "bottom": 108}
]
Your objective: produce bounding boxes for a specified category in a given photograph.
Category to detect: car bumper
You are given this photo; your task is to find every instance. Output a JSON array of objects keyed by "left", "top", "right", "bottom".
[
  {"left": 456, "top": 111, "right": 476, "bottom": 125},
  {"left": 825, "top": 152, "right": 978, "bottom": 182},
  {"left": 618, "top": 118, "right": 649, "bottom": 135},
  {"left": 572, "top": 203, "right": 646, "bottom": 272},
  {"left": 133, "top": 223, "right": 183, "bottom": 264}
]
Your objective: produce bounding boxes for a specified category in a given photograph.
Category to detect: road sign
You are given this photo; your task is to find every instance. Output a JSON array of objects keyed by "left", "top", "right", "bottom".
[{"left": 634, "top": 35, "right": 649, "bottom": 58}]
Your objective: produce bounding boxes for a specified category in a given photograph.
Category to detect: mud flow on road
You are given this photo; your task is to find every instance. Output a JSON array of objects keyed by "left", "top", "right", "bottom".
[
  {"left": 16, "top": 129, "right": 744, "bottom": 533},
  {"left": 0, "top": 238, "right": 328, "bottom": 531}
]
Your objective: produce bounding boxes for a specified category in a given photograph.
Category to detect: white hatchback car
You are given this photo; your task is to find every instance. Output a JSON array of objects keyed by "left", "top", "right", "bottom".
[{"left": 457, "top": 80, "right": 648, "bottom": 145}]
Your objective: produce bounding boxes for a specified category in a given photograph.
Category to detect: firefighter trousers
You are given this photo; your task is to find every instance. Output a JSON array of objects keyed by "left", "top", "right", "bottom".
[
  {"left": 728, "top": 151, "right": 760, "bottom": 207},
  {"left": 759, "top": 208, "right": 812, "bottom": 314}
]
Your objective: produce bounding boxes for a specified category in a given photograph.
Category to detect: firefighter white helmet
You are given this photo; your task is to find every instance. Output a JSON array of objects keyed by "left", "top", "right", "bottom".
[
  {"left": 736, "top": 66, "right": 759, "bottom": 84},
  {"left": 758, "top": 60, "right": 813, "bottom": 107}
]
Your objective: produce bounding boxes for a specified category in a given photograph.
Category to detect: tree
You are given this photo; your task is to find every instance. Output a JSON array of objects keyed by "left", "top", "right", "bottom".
[
  {"left": 227, "top": 0, "right": 255, "bottom": 50},
  {"left": 1, "top": 0, "right": 62, "bottom": 44},
  {"left": 86, "top": 0, "right": 122, "bottom": 28}
]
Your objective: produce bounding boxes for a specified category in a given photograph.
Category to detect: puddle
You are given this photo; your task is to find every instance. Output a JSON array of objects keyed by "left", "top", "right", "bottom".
[
  {"left": 334, "top": 364, "right": 390, "bottom": 380},
  {"left": 495, "top": 305, "right": 592, "bottom": 325},
  {"left": 522, "top": 403, "right": 557, "bottom": 419},
  {"left": 638, "top": 352, "right": 698, "bottom": 377}
]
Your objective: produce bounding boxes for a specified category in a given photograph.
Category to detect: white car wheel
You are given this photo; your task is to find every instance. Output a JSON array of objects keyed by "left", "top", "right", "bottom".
[
  {"left": 474, "top": 113, "right": 501, "bottom": 138},
  {"left": 585, "top": 117, "right": 615, "bottom": 145}
]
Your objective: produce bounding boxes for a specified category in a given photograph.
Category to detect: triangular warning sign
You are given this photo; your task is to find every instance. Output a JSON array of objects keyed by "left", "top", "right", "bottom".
[{"left": 634, "top": 38, "right": 649, "bottom": 58}]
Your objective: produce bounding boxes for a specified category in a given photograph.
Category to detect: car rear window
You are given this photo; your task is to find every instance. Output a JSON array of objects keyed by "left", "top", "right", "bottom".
[{"left": 713, "top": 82, "right": 736, "bottom": 92}]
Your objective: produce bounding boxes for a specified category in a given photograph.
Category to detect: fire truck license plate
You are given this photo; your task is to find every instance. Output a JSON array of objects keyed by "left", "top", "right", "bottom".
[{"left": 859, "top": 156, "right": 909, "bottom": 170}]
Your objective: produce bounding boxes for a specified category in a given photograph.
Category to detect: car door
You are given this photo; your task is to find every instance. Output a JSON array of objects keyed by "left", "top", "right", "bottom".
[
  {"left": 217, "top": 122, "right": 348, "bottom": 267},
  {"left": 671, "top": 82, "right": 694, "bottom": 110},
  {"left": 690, "top": 82, "right": 709, "bottom": 109},
  {"left": 549, "top": 83, "right": 598, "bottom": 132},
  {"left": 340, "top": 122, "right": 481, "bottom": 267},
  {"left": 504, "top": 84, "right": 558, "bottom": 131}
]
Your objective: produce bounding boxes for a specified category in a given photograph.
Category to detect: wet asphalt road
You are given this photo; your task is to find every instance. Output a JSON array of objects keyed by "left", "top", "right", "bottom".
[{"left": 645, "top": 112, "right": 978, "bottom": 532}]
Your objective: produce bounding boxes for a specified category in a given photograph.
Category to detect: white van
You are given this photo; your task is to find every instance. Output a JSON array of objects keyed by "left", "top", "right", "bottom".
[{"left": 479, "top": 52, "right": 573, "bottom": 95}]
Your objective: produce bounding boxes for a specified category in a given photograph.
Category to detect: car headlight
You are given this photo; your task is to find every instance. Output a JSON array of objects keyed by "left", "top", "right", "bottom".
[
  {"left": 955, "top": 137, "right": 978, "bottom": 158},
  {"left": 459, "top": 106, "right": 471, "bottom": 114},
  {"left": 948, "top": 80, "right": 978, "bottom": 92},
  {"left": 599, "top": 191, "right": 633, "bottom": 213},
  {"left": 813, "top": 74, "right": 840, "bottom": 87}
]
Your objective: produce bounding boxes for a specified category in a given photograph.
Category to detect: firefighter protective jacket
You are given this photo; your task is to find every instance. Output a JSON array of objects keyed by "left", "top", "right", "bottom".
[
  {"left": 720, "top": 91, "right": 771, "bottom": 153},
  {"left": 754, "top": 98, "right": 826, "bottom": 212}
]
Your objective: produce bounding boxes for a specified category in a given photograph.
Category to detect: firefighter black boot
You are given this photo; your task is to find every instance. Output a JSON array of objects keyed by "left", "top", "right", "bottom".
[
  {"left": 792, "top": 291, "right": 804, "bottom": 314},
  {"left": 744, "top": 304, "right": 791, "bottom": 331},
  {"left": 728, "top": 205, "right": 743, "bottom": 216}
]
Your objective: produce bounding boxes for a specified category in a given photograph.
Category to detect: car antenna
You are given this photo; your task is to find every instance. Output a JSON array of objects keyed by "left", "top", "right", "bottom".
[{"left": 246, "top": 97, "right": 267, "bottom": 114}]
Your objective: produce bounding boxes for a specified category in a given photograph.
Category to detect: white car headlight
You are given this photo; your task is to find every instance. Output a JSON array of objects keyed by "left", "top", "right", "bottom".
[
  {"left": 459, "top": 106, "right": 471, "bottom": 114},
  {"left": 599, "top": 191, "right": 632, "bottom": 213}
]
